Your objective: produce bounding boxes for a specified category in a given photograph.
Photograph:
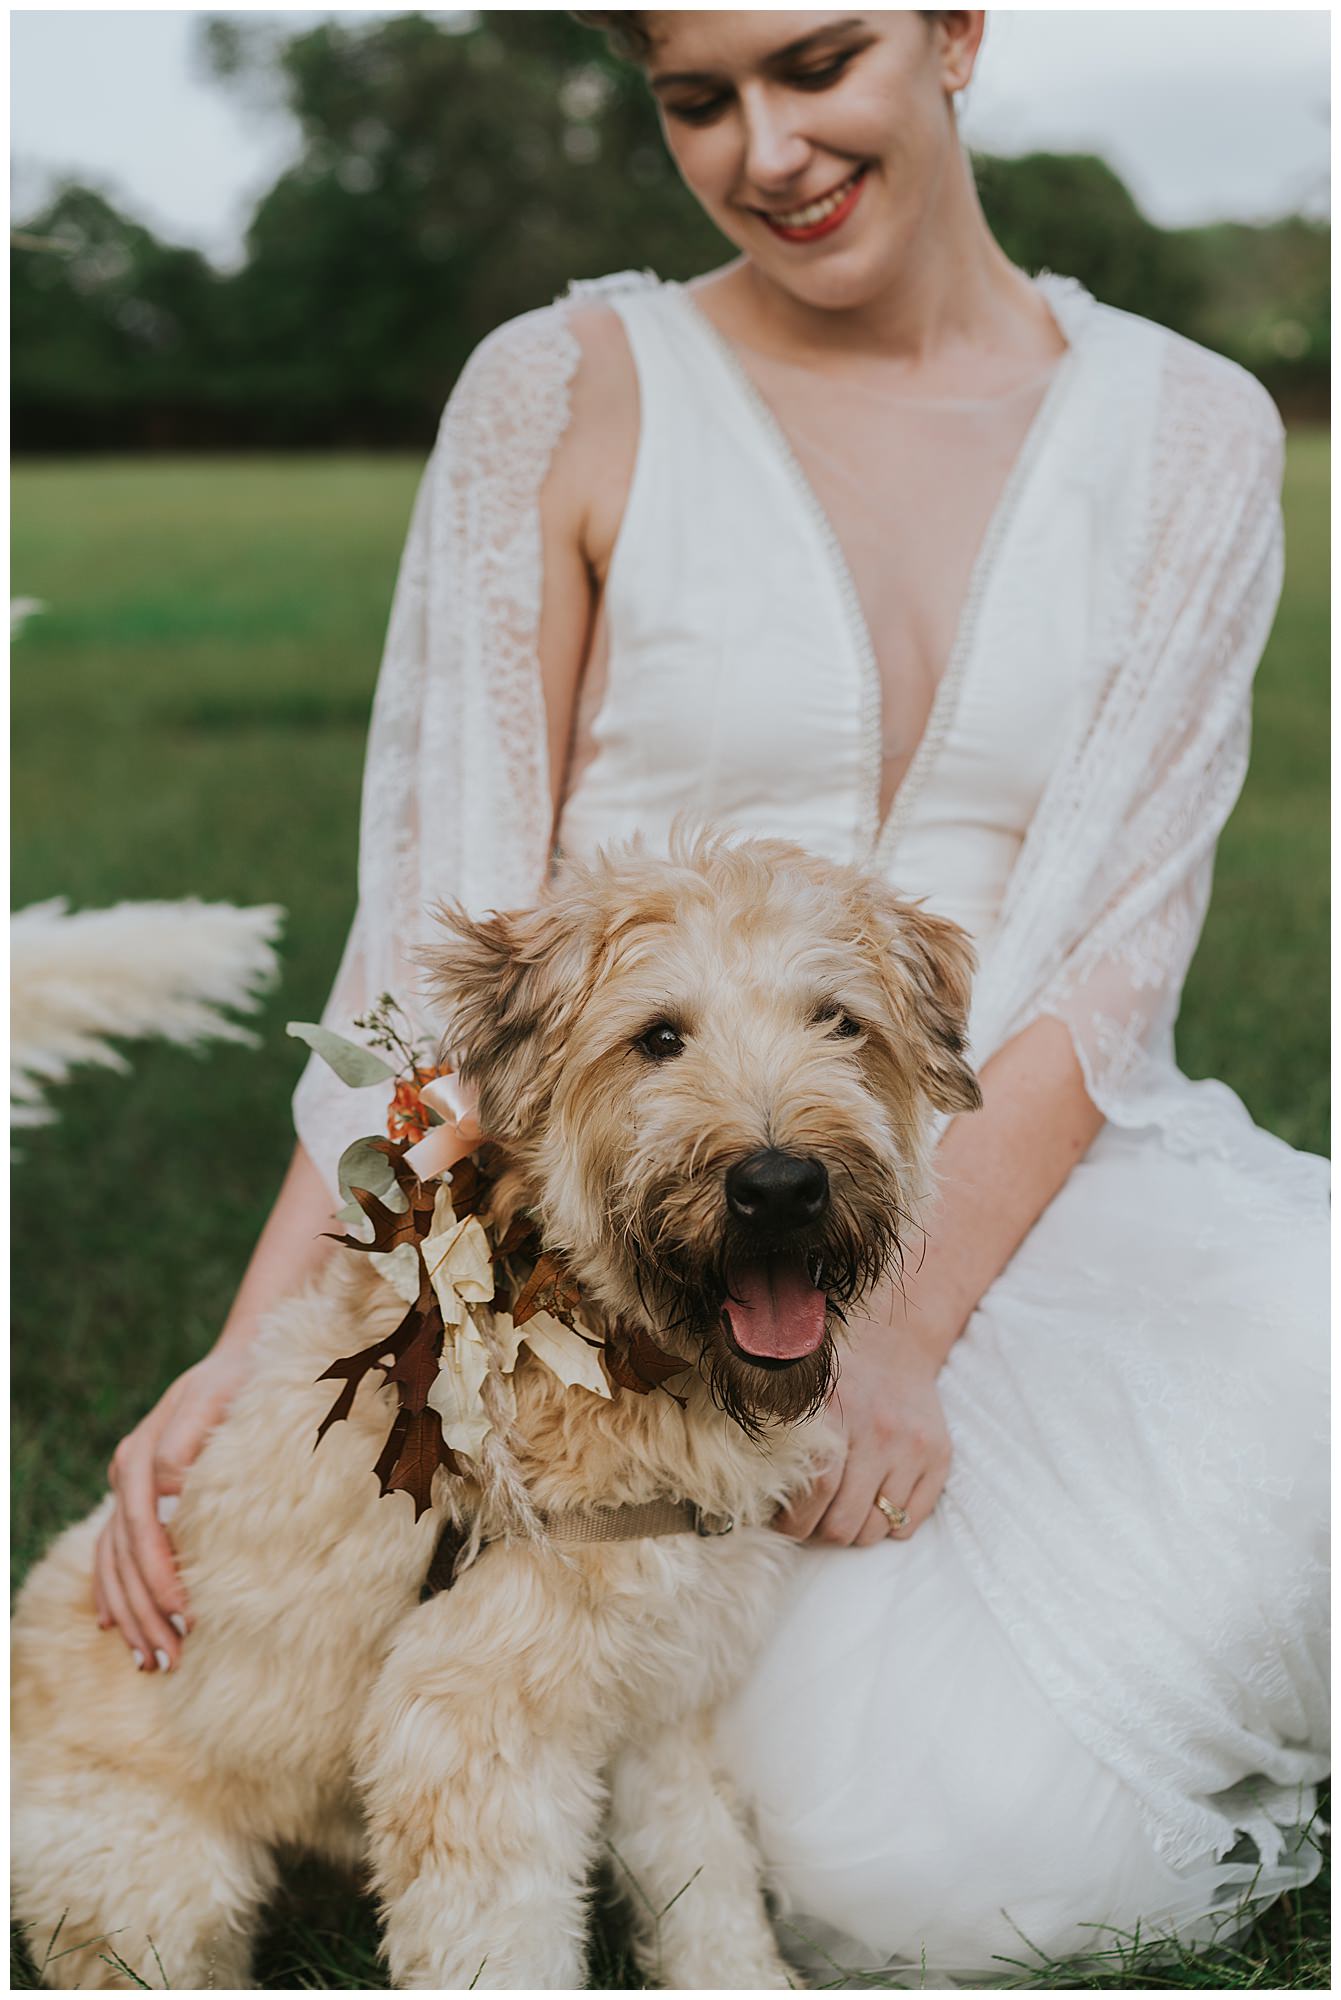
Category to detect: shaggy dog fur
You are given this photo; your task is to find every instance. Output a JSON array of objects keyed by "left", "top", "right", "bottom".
[{"left": 12, "top": 834, "right": 978, "bottom": 1991}]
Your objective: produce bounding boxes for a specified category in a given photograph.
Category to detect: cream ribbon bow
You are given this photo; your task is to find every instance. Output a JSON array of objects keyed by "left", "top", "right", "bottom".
[{"left": 402, "top": 1070, "right": 484, "bottom": 1181}]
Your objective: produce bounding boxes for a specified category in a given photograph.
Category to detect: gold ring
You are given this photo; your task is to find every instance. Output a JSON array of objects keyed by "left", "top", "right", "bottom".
[{"left": 874, "top": 1494, "right": 909, "bottom": 1534}]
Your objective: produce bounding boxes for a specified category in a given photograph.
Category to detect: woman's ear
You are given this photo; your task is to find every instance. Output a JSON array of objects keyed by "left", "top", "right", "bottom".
[
  {"left": 416, "top": 891, "right": 601, "bottom": 1139},
  {"left": 860, "top": 886, "right": 983, "bottom": 1116},
  {"left": 932, "top": 11, "right": 986, "bottom": 97}
]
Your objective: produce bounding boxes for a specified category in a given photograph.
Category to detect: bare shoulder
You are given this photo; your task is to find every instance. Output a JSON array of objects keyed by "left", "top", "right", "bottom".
[
  {"left": 452, "top": 294, "right": 640, "bottom": 583},
  {"left": 545, "top": 302, "right": 640, "bottom": 583}
]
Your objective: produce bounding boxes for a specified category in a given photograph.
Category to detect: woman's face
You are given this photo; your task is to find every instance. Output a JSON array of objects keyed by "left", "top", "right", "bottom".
[{"left": 643, "top": 11, "right": 983, "bottom": 312}]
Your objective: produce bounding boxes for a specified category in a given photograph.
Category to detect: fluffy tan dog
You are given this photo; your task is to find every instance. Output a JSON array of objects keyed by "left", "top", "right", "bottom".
[{"left": 12, "top": 833, "right": 978, "bottom": 1991}]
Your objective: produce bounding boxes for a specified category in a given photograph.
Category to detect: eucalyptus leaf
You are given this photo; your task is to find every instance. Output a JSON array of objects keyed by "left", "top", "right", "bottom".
[
  {"left": 286, "top": 1021, "right": 396, "bottom": 1087},
  {"left": 336, "top": 1136, "right": 407, "bottom": 1213}
]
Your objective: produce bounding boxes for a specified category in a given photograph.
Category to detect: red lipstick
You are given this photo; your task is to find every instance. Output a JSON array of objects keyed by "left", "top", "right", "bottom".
[{"left": 759, "top": 166, "right": 869, "bottom": 245}]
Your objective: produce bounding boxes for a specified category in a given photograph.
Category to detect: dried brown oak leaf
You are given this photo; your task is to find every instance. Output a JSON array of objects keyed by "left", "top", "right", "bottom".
[
  {"left": 384, "top": 1299, "right": 447, "bottom": 1415},
  {"left": 604, "top": 1324, "right": 691, "bottom": 1399},
  {"left": 323, "top": 1180, "right": 429, "bottom": 1260},
  {"left": 379, "top": 1406, "right": 458, "bottom": 1519},
  {"left": 493, "top": 1210, "right": 542, "bottom": 1260},
  {"left": 511, "top": 1250, "right": 583, "bottom": 1328},
  {"left": 314, "top": 1290, "right": 424, "bottom": 1443},
  {"left": 315, "top": 1143, "right": 462, "bottom": 1498},
  {"left": 315, "top": 1281, "right": 463, "bottom": 1507}
]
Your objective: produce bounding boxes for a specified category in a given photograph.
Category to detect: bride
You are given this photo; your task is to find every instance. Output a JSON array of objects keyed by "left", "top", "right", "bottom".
[{"left": 94, "top": 11, "right": 1327, "bottom": 1983}]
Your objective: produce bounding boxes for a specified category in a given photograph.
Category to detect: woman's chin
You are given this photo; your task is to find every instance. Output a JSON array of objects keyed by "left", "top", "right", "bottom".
[{"left": 753, "top": 243, "right": 900, "bottom": 316}]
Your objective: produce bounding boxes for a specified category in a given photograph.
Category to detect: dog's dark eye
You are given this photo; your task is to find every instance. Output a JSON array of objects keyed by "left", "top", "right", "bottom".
[
  {"left": 815, "top": 1007, "right": 863, "bottom": 1040},
  {"left": 638, "top": 1022, "right": 685, "bottom": 1062}
]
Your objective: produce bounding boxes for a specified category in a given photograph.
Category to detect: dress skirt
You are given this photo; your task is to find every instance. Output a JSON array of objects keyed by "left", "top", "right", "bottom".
[{"left": 715, "top": 1118, "right": 1329, "bottom": 1985}]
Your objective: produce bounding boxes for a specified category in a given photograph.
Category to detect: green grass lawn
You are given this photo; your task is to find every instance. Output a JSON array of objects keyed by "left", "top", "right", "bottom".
[{"left": 11, "top": 434, "right": 1330, "bottom": 1989}]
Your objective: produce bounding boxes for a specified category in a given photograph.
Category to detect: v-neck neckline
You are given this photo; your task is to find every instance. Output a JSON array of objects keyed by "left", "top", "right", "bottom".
[{"left": 664, "top": 276, "right": 1088, "bottom": 868}]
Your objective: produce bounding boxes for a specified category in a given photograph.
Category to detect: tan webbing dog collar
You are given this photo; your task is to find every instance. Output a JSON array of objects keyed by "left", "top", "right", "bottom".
[
  {"left": 541, "top": 1499, "right": 735, "bottom": 1543},
  {"left": 421, "top": 1499, "right": 734, "bottom": 1598}
]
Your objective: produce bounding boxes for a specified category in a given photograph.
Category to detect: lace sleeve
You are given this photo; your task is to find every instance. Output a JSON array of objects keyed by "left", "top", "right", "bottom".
[
  {"left": 291, "top": 303, "right": 586, "bottom": 1194},
  {"left": 1028, "top": 343, "right": 1286, "bottom": 1132}
]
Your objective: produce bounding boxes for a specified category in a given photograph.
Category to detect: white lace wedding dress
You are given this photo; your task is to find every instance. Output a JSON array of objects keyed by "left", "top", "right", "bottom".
[{"left": 294, "top": 272, "right": 1329, "bottom": 1983}]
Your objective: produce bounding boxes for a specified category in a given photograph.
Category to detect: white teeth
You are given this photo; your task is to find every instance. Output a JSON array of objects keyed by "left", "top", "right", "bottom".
[{"left": 770, "top": 172, "right": 859, "bottom": 230}]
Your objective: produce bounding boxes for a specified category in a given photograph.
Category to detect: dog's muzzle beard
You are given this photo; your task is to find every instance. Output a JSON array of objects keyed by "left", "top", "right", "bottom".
[{"left": 618, "top": 1172, "right": 907, "bottom": 1437}]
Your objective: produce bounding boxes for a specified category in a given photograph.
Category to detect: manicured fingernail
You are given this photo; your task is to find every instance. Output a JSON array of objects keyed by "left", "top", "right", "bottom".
[
  {"left": 154, "top": 1649, "right": 171, "bottom": 1672},
  {"left": 156, "top": 1494, "right": 179, "bottom": 1524},
  {"left": 132, "top": 1650, "right": 145, "bottom": 1669},
  {"left": 169, "top": 1613, "right": 188, "bottom": 1638}
]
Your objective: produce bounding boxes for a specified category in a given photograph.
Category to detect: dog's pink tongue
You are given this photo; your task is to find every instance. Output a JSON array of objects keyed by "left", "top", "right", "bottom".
[{"left": 725, "top": 1256, "right": 827, "bottom": 1360}]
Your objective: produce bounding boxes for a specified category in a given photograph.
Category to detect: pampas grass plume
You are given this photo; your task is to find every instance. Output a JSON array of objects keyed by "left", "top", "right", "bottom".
[{"left": 11, "top": 898, "right": 285, "bottom": 1129}]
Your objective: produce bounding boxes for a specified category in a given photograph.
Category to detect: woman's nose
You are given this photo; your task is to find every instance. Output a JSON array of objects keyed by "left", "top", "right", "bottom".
[{"left": 738, "top": 88, "right": 811, "bottom": 193}]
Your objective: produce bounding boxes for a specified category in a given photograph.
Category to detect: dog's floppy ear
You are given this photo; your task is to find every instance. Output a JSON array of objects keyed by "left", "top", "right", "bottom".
[
  {"left": 860, "top": 887, "right": 983, "bottom": 1117},
  {"left": 417, "top": 892, "right": 601, "bottom": 1140}
]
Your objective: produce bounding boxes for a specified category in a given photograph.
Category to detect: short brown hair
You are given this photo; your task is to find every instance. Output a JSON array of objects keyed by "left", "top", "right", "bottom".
[{"left": 573, "top": 12, "right": 945, "bottom": 66}]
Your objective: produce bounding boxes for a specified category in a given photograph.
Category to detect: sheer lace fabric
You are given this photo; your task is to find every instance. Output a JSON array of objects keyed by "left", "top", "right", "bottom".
[
  {"left": 971, "top": 321, "right": 1306, "bottom": 1186},
  {"left": 291, "top": 302, "right": 579, "bottom": 1170},
  {"left": 291, "top": 272, "right": 1327, "bottom": 1946}
]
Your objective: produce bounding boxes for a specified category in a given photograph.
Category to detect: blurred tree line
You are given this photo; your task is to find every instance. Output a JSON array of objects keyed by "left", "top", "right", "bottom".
[{"left": 12, "top": 10, "right": 1329, "bottom": 452}]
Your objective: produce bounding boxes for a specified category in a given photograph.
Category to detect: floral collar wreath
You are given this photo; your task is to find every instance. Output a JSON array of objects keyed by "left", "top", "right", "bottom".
[{"left": 288, "top": 999, "right": 687, "bottom": 1516}]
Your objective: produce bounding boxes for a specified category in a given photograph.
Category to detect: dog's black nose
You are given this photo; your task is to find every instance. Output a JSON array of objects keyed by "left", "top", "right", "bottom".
[{"left": 726, "top": 1150, "right": 829, "bottom": 1232}]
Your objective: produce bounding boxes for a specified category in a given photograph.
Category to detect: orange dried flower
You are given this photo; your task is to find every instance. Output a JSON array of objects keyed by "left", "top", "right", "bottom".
[{"left": 386, "top": 1065, "right": 446, "bottom": 1143}]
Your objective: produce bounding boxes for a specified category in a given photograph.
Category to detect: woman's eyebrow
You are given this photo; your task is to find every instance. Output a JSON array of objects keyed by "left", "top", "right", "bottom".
[{"left": 649, "top": 17, "right": 870, "bottom": 93}]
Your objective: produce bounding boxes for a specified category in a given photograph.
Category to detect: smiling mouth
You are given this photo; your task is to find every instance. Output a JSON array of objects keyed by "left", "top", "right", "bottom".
[{"left": 755, "top": 165, "right": 869, "bottom": 241}]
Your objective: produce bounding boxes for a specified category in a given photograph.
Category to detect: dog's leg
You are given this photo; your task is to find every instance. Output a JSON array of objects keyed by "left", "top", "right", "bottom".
[
  {"left": 12, "top": 1759, "right": 277, "bottom": 1991},
  {"left": 607, "top": 1713, "right": 796, "bottom": 1991},
  {"left": 355, "top": 1556, "right": 612, "bottom": 1990}
]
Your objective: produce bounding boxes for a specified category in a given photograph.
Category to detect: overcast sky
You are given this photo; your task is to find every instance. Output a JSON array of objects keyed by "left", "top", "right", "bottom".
[{"left": 11, "top": 9, "right": 1331, "bottom": 268}]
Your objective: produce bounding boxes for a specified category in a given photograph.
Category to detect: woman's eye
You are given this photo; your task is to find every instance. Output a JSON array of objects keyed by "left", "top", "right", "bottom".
[
  {"left": 638, "top": 1022, "right": 686, "bottom": 1062},
  {"left": 789, "top": 51, "right": 857, "bottom": 91},
  {"left": 664, "top": 50, "right": 856, "bottom": 125},
  {"left": 664, "top": 94, "right": 730, "bottom": 127}
]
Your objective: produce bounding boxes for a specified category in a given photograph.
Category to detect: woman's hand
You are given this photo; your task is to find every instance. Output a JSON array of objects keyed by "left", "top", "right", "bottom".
[
  {"left": 773, "top": 1016, "right": 1106, "bottom": 1548},
  {"left": 93, "top": 1344, "right": 256, "bottom": 1670},
  {"left": 774, "top": 1318, "right": 952, "bottom": 1547}
]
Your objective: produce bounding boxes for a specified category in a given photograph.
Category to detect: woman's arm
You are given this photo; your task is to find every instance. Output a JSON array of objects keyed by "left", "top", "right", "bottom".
[
  {"left": 775, "top": 1011, "right": 1105, "bottom": 1545},
  {"left": 94, "top": 1139, "right": 339, "bottom": 1665},
  {"left": 95, "top": 306, "right": 630, "bottom": 1667}
]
